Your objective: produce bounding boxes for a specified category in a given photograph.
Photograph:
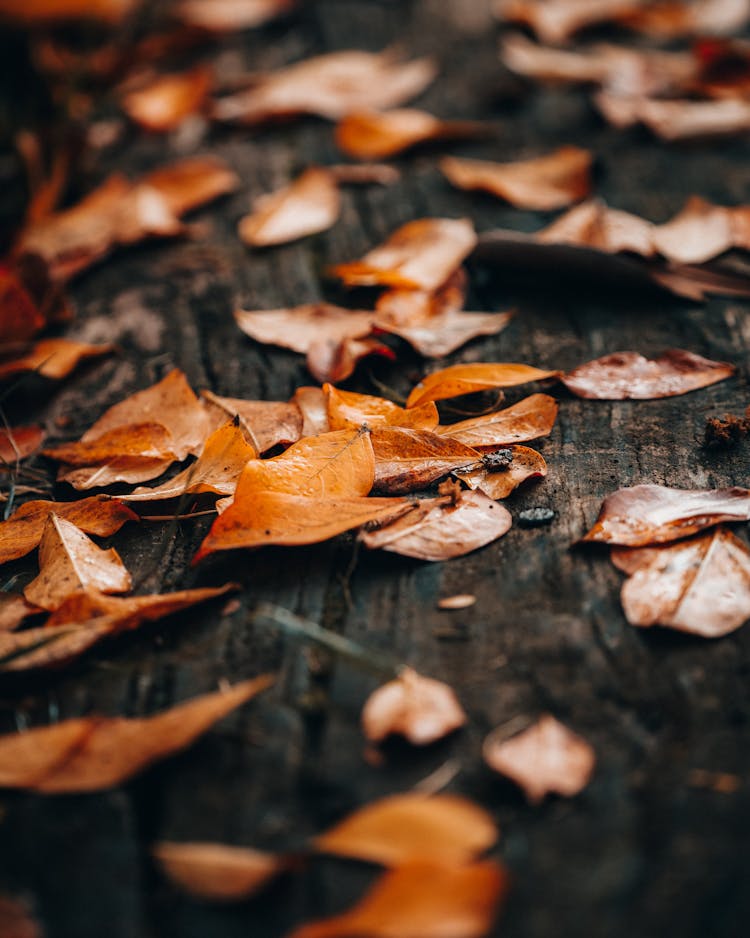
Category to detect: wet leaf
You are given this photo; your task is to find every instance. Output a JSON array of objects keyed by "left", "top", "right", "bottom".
[
  {"left": 438, "top": 394, "right": 558, "bottom": 449},
  {"left": 325, "top": 385, "right": 439, "bottom": 432},
  {"left": 457, "top": 445, "right": 547, "bottom": 499},
  {"left": 0, "top": 338, "right": 113, "bottom": 382},
  {"left": 122, "top": 66, "right": 212, "bottom": 132},
  {"left": 238, "top": 167, "right": 341, "bottom": 247},
  {"left": 371, "top": 427, "right": 481, "bottom": 494},
  {"left": 582, "top": 484, "right": 750, "bottom": 546},
  {"left": 0, "top": 593, "right": 39, "bottom": 632},
  {"left": 0, "top": 676, "right": 273, "bottom": 792},
  {"left": 202, "top": 390, "right": 303, "bottom": 452},
  {"left": 0, "top": 426, "right": 44, "bottom": 463},
  {"left": 563, "top": 349, "right": 735, "bottom": 399},
  {"left": 235, "top": 303, "right": 374, "bottom": 357},
  {"left": 335, "top": 108, "right": 486, "bottom": 161},
  {"left": 612, "top": 527, "right": 750, "bottom": 637},
  {"left": 314, "top": 793, "right": 498, "bottom": 866},
  {"left": 406, "top": 362, "right": 560, "bottom": 408},
  {"left": 483, "top": 714, "right": 596, "bottom": 803},
  {"left": 153, "top": 841, "right": 286, "bottom": 900}
]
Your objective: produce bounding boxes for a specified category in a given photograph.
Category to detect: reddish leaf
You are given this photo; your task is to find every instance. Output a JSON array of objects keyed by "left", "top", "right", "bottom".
[
  {"left": 406, "top": 362, "right": 560, "bottom": 408},
  {"left": 307, "top": 334, "right": 394, "bottom": 384},
  {"left": 153, "top": 841, "right": 286, "bottom": 900},
  {"left": 438, "top": 394, "right": 558, "bottom": 449},
  {"left": 335, "top": 108, "right": 486, "bottom": 161},
  {"left": 457, "top": 445, "right": 547, "bottom": 499},
  {"left": 595, "top": 92, "right": 750, "bottom": 141},
  {"left": 122, "top": 66, "right": 212, "bottom": 132},
  {"left": 0, "top": 338, "right": 113, "bottom": 382},
  {"left": 370, "top": 427, "right": 481, "bottom": 494},
  {"left": 651, "top": 196, "right": 750, "bottom": 264},
  {"left": 539, "top": 199, "right": 655, "bottom": 255},
  {"left": 0, "top": 267, "right": 46, "bottom": 343},
  {"left": 0, "top": 895, "right": 41, "bottom": 938},
  {"left": 0, "top": 426, "right": 44, "bottom": 463}
]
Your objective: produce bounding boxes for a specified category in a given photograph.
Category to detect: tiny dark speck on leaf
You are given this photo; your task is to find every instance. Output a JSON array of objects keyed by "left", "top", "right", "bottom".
[
  {"left": 518, "top": 507, "right": 555, "bottom": 527},
  {"left": 482, "top": 448, "right": 513, "bottom": 471}
]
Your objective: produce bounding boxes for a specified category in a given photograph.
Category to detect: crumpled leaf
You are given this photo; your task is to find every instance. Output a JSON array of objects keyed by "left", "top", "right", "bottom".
[
  {"left": 153, "top": 841, "right": 286, "bottom": 900},
  {"left": 202, "top": 390, "right": 303, "bottom": 452},
  {"left": 371, "top": 427, "right": 480, "bottom": 494},
  {"left": 0, "top": 593, "right": 39, "bottom": 632},
  {"left": 582, "top": 484, "right": 750, "bottom": 546},
  {"left": 0, "top": 496, "right": 136, "bottom": 565},
  {"left": 0, "top": 426, "right": 44, "bottom": 463},
  {"left": 332, "top": 218, "right": 477, "bottom": 292},
  {"left": 406, "top": 362, "right": 560, "bottom": 408},
  {"left": 23, "top": 515, "right": 131, "bottom": 611},
  {"left": 438, "top": 394, "right": 558, "bottom": 449},
  {"left": 457, "top": 445, "right": 547, "bottom": 500},
  {"left": 307, "top": 335, "right": 395, "bottom": 385},
  {"left": 314, "top": 793, "right": 498, "bottom": 867},
  {"left": 235, "top": 303, "right": 374, "bottom": 357},
  {"left": 121, "top": 65, "right": 212, "bottom": 132},
  {"left": 483, "top": 714, "right": 596, "bottom": 804},
  {"left": 360, "top": 488, "right": 512, "bottom": 561},
  {"left": 563, "top": 349, "right": 735, "bottom": 399},
  {"left": 213, "top": 49, "right": 437, "bottom": 124},
  {"left": 441, "top": 146, "right": 592, "bottom": 211},
  {"left": 287, "top": 859, "right": 507, "bottom": 938},
  {"left": 612, "top": 527, "right": 750, "bottom": 637},
  {"left": 0, "top": 338, "right": 113, "bottom": 382},
  {"left": 362, "top": 667, "right": 467, "bottom": 745},
  {"left": 0, "top": 676, "right": 272, "bottom": 792},
  {"left": 595, "top": 92, "right": 750, "bottom": 141},
  {"left": 238, "top": 167, "right": 341, "bottom": 247},
  {"left": 335, "top": 108, "right": 486, "bottom": 161},
  {"left": 325, "top": 385, "right": 439, "bottom": 432}
]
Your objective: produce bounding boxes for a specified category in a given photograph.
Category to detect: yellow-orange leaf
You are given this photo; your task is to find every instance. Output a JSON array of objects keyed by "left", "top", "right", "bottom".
[
  {"left": 44, "top": 422, "right": 177, "bottom": 465},
  {"left": 0, "top": 338, "right": 113, "bottom": 382},
  {"left": 406, "top": 362, "right": 560, "bottom": 408},
  {"left": 0, "top": 426, "right": 44, "bottom": 463},
  {"left": 153, "top": 841, "right": 286, "bottom": 900},
  {"left": 239, "top": 167, "right": 340, "bottom": 247},
  {"left": 336, "top": 108, "right": 486, "bottom": 161},
  {"left": 122, "top": 66, "right": 212, "bottom": 133},
  {"left": 202, "top": 390, "right": 303, "bottom": 452}
]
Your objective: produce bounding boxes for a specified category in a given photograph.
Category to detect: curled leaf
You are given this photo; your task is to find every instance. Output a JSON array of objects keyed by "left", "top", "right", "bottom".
[
  {"left": 438, "top": 394, "right": 558, "bottom": 449},
  {"left": 595, "top": 92, "right": 750, "bottom": 141},
  {"left": 335, "top": 108, "right": 486, "bottom": 161},
  {"left": 406, "top": 362, "right": 560, "bottom": 408},
  {"left": 153, "top": 841, "right": 285, "bottom": 900},
  {"left": 325, "top": 385, "right": 438, "bottom": 432},
  {"left": 307, "top": 335, "right": 394, "bottom": 385},
  {"left": 457, "top": 445, "right": 547, "bottom": 499}
]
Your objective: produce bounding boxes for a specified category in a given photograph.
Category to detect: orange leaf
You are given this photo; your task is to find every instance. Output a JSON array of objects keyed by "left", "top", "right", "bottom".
[
  {"left": 314, "top": 793, "right": 497, "bottom": 866},
  {"left": 307, "top": 335, "right": 394, "bottom": 385},
  {"left": 335, "top": 108, "right": 487, "bottom": 161},
  {"left": 483, "top": 715, "right": 596, "bottom": 804},
  {"left": 651, "top": 196, "right": 750, "bottom": 264},
  {"left": 371, "top": 427, "right": 480, "bottom": 494},
  {"left": 0, "top": 593, "right": 39, "bottom": 632},
  {"left": 238, "top": 167, "right": 340, "bottom": 247},
  {"left": 0, "top": 426, "right": 44, "bottom": 463},
  {"left": 0, "top": 894, "right": 41, "bottom": 938},
  {"left": 44, "top": 422, "right": 177, "bottom": 465},
  {"left": 0, "top": 496, "right": 136, "bottom": 565},
  {"left": 202, "top": 390, "right": 303, "bottom": 452},
  {"left": 140, "top": 156, "right": 239, "bottom": 217},
  {"left": 153, "top": 841, "right": 286, "bottom": 900},
  {"left": 539, "top": 198, "right": 655, "bottom": 255},
  {"left": 122, "top": 65, "right": 212, "bottom": 133},
  {"left": 457, "top": 445, "right": 547, "bottom": 499},
  {"left": 174, "top": 0, "right": 295, "bottom": 32},
  {"left": 0, "top": 676, "right": 272, "bottom": 792},
  {"left": 286, "top": 859, "right": 507, "bottom": 938},
  {"left": 406, "top": 362, "right": 560, "bottom": 408},
  {"left": 0, "top": 338, "right": 113, "bottom": 381},
  {"left": 0, "top": 0, "right": 140, "bottom": 25},
  {"left": 58, "top": 456, "right": 178, "bottom": 491},
  {"left": 325, "top": 384, "right": 438, "bottom": 432},
  {"left": 0, "top": 622, "right": 112, "bottom": 673},
  {"left": 438, "top": 393, "right": 558, "bottom": 449}
]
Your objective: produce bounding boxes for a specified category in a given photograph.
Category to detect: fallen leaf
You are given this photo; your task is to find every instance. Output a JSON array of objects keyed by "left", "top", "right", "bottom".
[
  {"left": 0, "top": 621, "right": 112, "bottom": 672},
  {"left": 122, "top": 65, "right": 212, "bottom": 132},
  {"left": 24, "top": 515, "right": 131, "bottom": 611},
  {"left": 494, "top": 0, "right": 646, "bottom": 44},
  {"left": 622, "top": 0, "right": 750, "bottom": 38},
  {"left": 235, "top": 303, "right": 374, "bottom": 357},
  {"left": 437, "top": 594, "right": 476, "bottom": 610},
  {"left": 153, "top": 841, "right": 286, "bottom": 900},
  {"left": 651, "top": 196, "right": 750, "bottom": 264},
  {"left": 360, "top": 489, "right": 512, "bottom": 561},
  {"left": 213, "top": 49, "right": 437, "bottom": 124},
  {"left": 314, "top": 793, "right": 497, "bottom": 866},
  {"left": 0, "top": 676, "right": 272, "bottom": 792},
  {"left": 457, "top": 445, "right": 547, "bottom": 499},
  {"left": 371, "top": 427, "right": 481, "bottom": 494},
  {"left": 0, "top": 496, "right": 136, "bottom": 565},
  {"left": 595, "top": 91, "right": 750, "bottom": 141},
  {"left": 0, "top": 895, "right": 41, "bottom": 938},
  {"left": 0, "top": 426, "right": 44, "bottom": 463},
  {"left": 538, "top": 198, "right": 655, "bottom": 256},
  {"left": 483, "top": 715, "right": 595, "bottom": 803},
  {"left": 290, "top": 386, "right": 331, "bottom": 436},
  {"left": 238, "top": 167, "right": 341, "bottom": 247},
  {"left": 0, "top": 593, "right": 39, "bottom": 632},
  {"left": 307, "top": 335, "right": 394, "bottom": 384},
  {"left": 406, "top": 362, "right": 561, "bottom": 408},
  {"left": 327, "top": 163, "right": 402, "bottom": 186},
  {"left": 0, "top": 0, "right": 140, "bottom": 25},
  {"left": 335, "top": 108, "right": 486, "bottom": 161},
  {"left": 286, "top": 859, "right": 507, "bottom": 938},
  {"left": 0, "top": 338, "right": 113, "bottom": 382},
  {"left": 202, "top": 390, "right": 303, "bottom": 452},
  {"left": 332, "top": 218, "right": 477, "bottom": 292},
  {"left": 441, "top": 146, "right": 592, "bottom": 211},
  {"left": 173, "top": 0, "right": 294, "bottom": 32},
  {"left": 362, "top": 667, "right": 467, "bottom": 745},
  {"left": 582, "top": 484, "right": 750, "bottom": 546},
  {"left": 325, "top": 385, "right": 439, "bottom": 431},
  {"left": 612, "top": 527, "right": 750, "bottom": 637},
  {"left": 563, "top": 349, "right": 735, "bottom": 399},
  {"left": 438, "top": 394, "right": 558, "bottom": 449}
]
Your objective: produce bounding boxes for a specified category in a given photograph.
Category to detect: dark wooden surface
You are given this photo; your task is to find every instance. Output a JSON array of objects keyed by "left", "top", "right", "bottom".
[{"left": 2, "top": 2, "right": 750, "bottom": 936}]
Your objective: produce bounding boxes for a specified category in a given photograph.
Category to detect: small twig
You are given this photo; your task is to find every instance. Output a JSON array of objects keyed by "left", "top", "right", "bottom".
[
  {"left": 413, "top": 759, "right": 462, "bottom": 795},
  {"left": 140, "top": 509, "right": 217, "bottom": 522}
]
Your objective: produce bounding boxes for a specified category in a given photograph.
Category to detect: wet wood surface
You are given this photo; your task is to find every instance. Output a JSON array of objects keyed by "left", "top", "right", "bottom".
[{"left": 1, "top": 2, "right": 750, "bottom": 936}]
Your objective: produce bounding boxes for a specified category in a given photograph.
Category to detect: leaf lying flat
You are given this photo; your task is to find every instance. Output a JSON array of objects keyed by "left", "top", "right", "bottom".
[
  {"left": 595, "top": 92, "right": 750, "bottom": 141},
  {"left": 0, "top": 677, "right": 272, "bottom": 793},
  {"left": 457, "top": 445, "right": 547, "bottom": 499},
  {"left": 287, "top": 859, "right": 507, "bottom": 938},
  {"left": 361, "top": 669, "right": 467, "bottom": 745},
  {"left": 0, "top": 426, "right": 44, "bottom": 463},
  {"left": 371, "top": 427, "right": 480, "bottom": 494},
  {"left": 563, "top": 349, "right": 734, "bottom": 400},
  {"left": 153, "top": 841, "right": 285, "bottom": 900},
  {"left": 375, "top": 307, "right": 514, "bottom": 358},
  {"left": 582, "top": 484, "right": 750, "bottom": 546},
  {"left": 441, "top": 146, "right": 592, "bottom": 211},
  {"left": 306, "top": 335, "right": 394, "bottom": 385},
  {"left": 24, "top": 515, "right": 131, "bottom": 611},
  {"left": 325, "top": 385, "right": 438, "bottom": 432},
  {"left": 44, "top": 422, "right": 178, "bottom": 466},
  {"left": 332, "top": 218, "right": 477, "bottom": 292},
  {"left": 238, "top": 168, "right": 341, "bottom": 247},
  {"left": 335, "top": 108, "right": 486, "bottom": 161},
  {"left": 122, "top": 66, "right": 212, "bottom": 132},
  {"left": 202, "top": 390, "right": 303, "bottom": 452},
  {"left": 314, "top": 793, "right": 497, "bottom": 866},
  {"left": 0, "top": 593, "right": 39, "bottom": 632},
  {"left": 174, "top": 0, "right": 294, "bottom": 32},
  {"left": 360, "top": 489, "right": 512, "bottom": 561},
  {"left": 483, "top": 715, "right": 596, "bottom": 804},
  {"left": 0, "top": 496, "right": 137, "bottom": 565},
  {"left": 0, "top": 338, "right": 113, "bottom": 382},
  {"left": 439, "top": 394, "right": 558, "bottom": 448},
  {"left": 406, "top": 362, "right": 560, "bottom": 408},
  {"left": 234, "top": 304, "right": 374, "bottom": 355},
  {"left": 651, "top": 196, "right": 750, "bottom": 264},
  {"left": 140, "top": 157, "right": 239, "bottom": 217},
  {"left": 612, "top": 527, "right": 750, "bottom": 637},
  {"left": 538, "top": 198, "right": 655, "bottom": 255}
]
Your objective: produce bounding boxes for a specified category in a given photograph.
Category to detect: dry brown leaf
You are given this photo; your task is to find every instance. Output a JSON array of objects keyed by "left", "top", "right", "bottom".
[
  {"left": 360, "top": 489, "right": 512, "bottom": 561},
  {"left": 439, "top": 394, "right": 558, "bottom": 449},
  {"left": 362, "top": 667, "right": 467, "bottom": 745},
  {"left": 58, "top": 456, "right": 178, "bottom": 491},
  {"left": 0, "top": 621, "right": 113, "bottom": 673},
  {"left": 437, "top": 594, "right": 476, "bottom": 610},
  {"left": 483, "top": 714, "right": 595, "bottom": 803},
  {"left": 44, "top": 423, "right": 178, "bottom": 466},
  {"left": 563, "top": 349, "right": 735, "bottom": 399},
  {"left": 290, "top": 386, "right": 331, "bottom": 436},
  {"left": 441, "top": 146, "right": 592, "bottom": 211},
  {"left": 371, "top": 427, "right": 481, "bottom": 494},
  {"left": 174, "top": 0, "right": 294, "bottom": 31},
  {"left": 213, "top": 50, "right": 437, "bottom": 124},
  {"left": 406, "top": 362, "right": 560, "bottom": 408},
  {"left": 0, "top": 895, "right": 41, "bottom": 938},
  {"left": 153, "top": 841, "right": 286, "bottom": 900},
  {"left": 457, "top": 445, "right": 547, "bottom": 500},
  {"left": 325, "top": 385, "right": 439, "bottom": 432},
  {"left": 332, "top": 218, "right": 477, "bottom": 292},
  {"left": 0, "top": 266, "right": 46, "bottom": 343},
  {"left": 335, "top": 109, "right": 486, "bottom": 161},
  {"left": 0, "top": 593, "right": 39, "bottom": 632},
  {"left": 238, "top": 168, "right": 341, "bottom": 247},
  {"left": 140, "top": 156, "right": 239, "bottom": 217},
  {"left": 652, "top": 197, "right": 750, "bottom": 264},
  {"left": 0, "top": 426, "right": 44, "bottom": 463},
  {"left": 287, "top": 858, "right": 507, "bottom": 938},
  {"left": 0, "top": 676, "right": 272, "bottom": 793},
  {"left": 538, "top": 199, "right": 655, "bottom": 256},
  {"left": 0, "top": 0, "right": 140, "bottom": 24},
  {"left": 595, "top": 92, "right": 750, "bottom": 141},
  {"left": 582, "top": 484, "right": 750, "bottom": 546},
  {"left": 194, "top": 492, "right": 410, "bottom": 559},
  {"left": 307, "top": 335, "right": 394, "bottom": 385},
  {"left": 122, "top": 66, "right": 212, "bottom": 132},
  {"left": 0, "top": 496, "right": 136, "bottom": 565},
  {"left": 202, "top": 390, "right": 303, "bottom": 452},
  {"left": 0, "top": 338, "right": 113, "bottom": 382},
  {"left": 24, "top": 515, "right": 131, "bottom": 611},
  {"left": 376, "top": 306, "right": 514, "bottom": 359},
  {"left": 314, "top": 793, "right": 497, "bottom": 866},
  {"left": 612, "top": 527, "right": 750, "bottom": 637}
]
